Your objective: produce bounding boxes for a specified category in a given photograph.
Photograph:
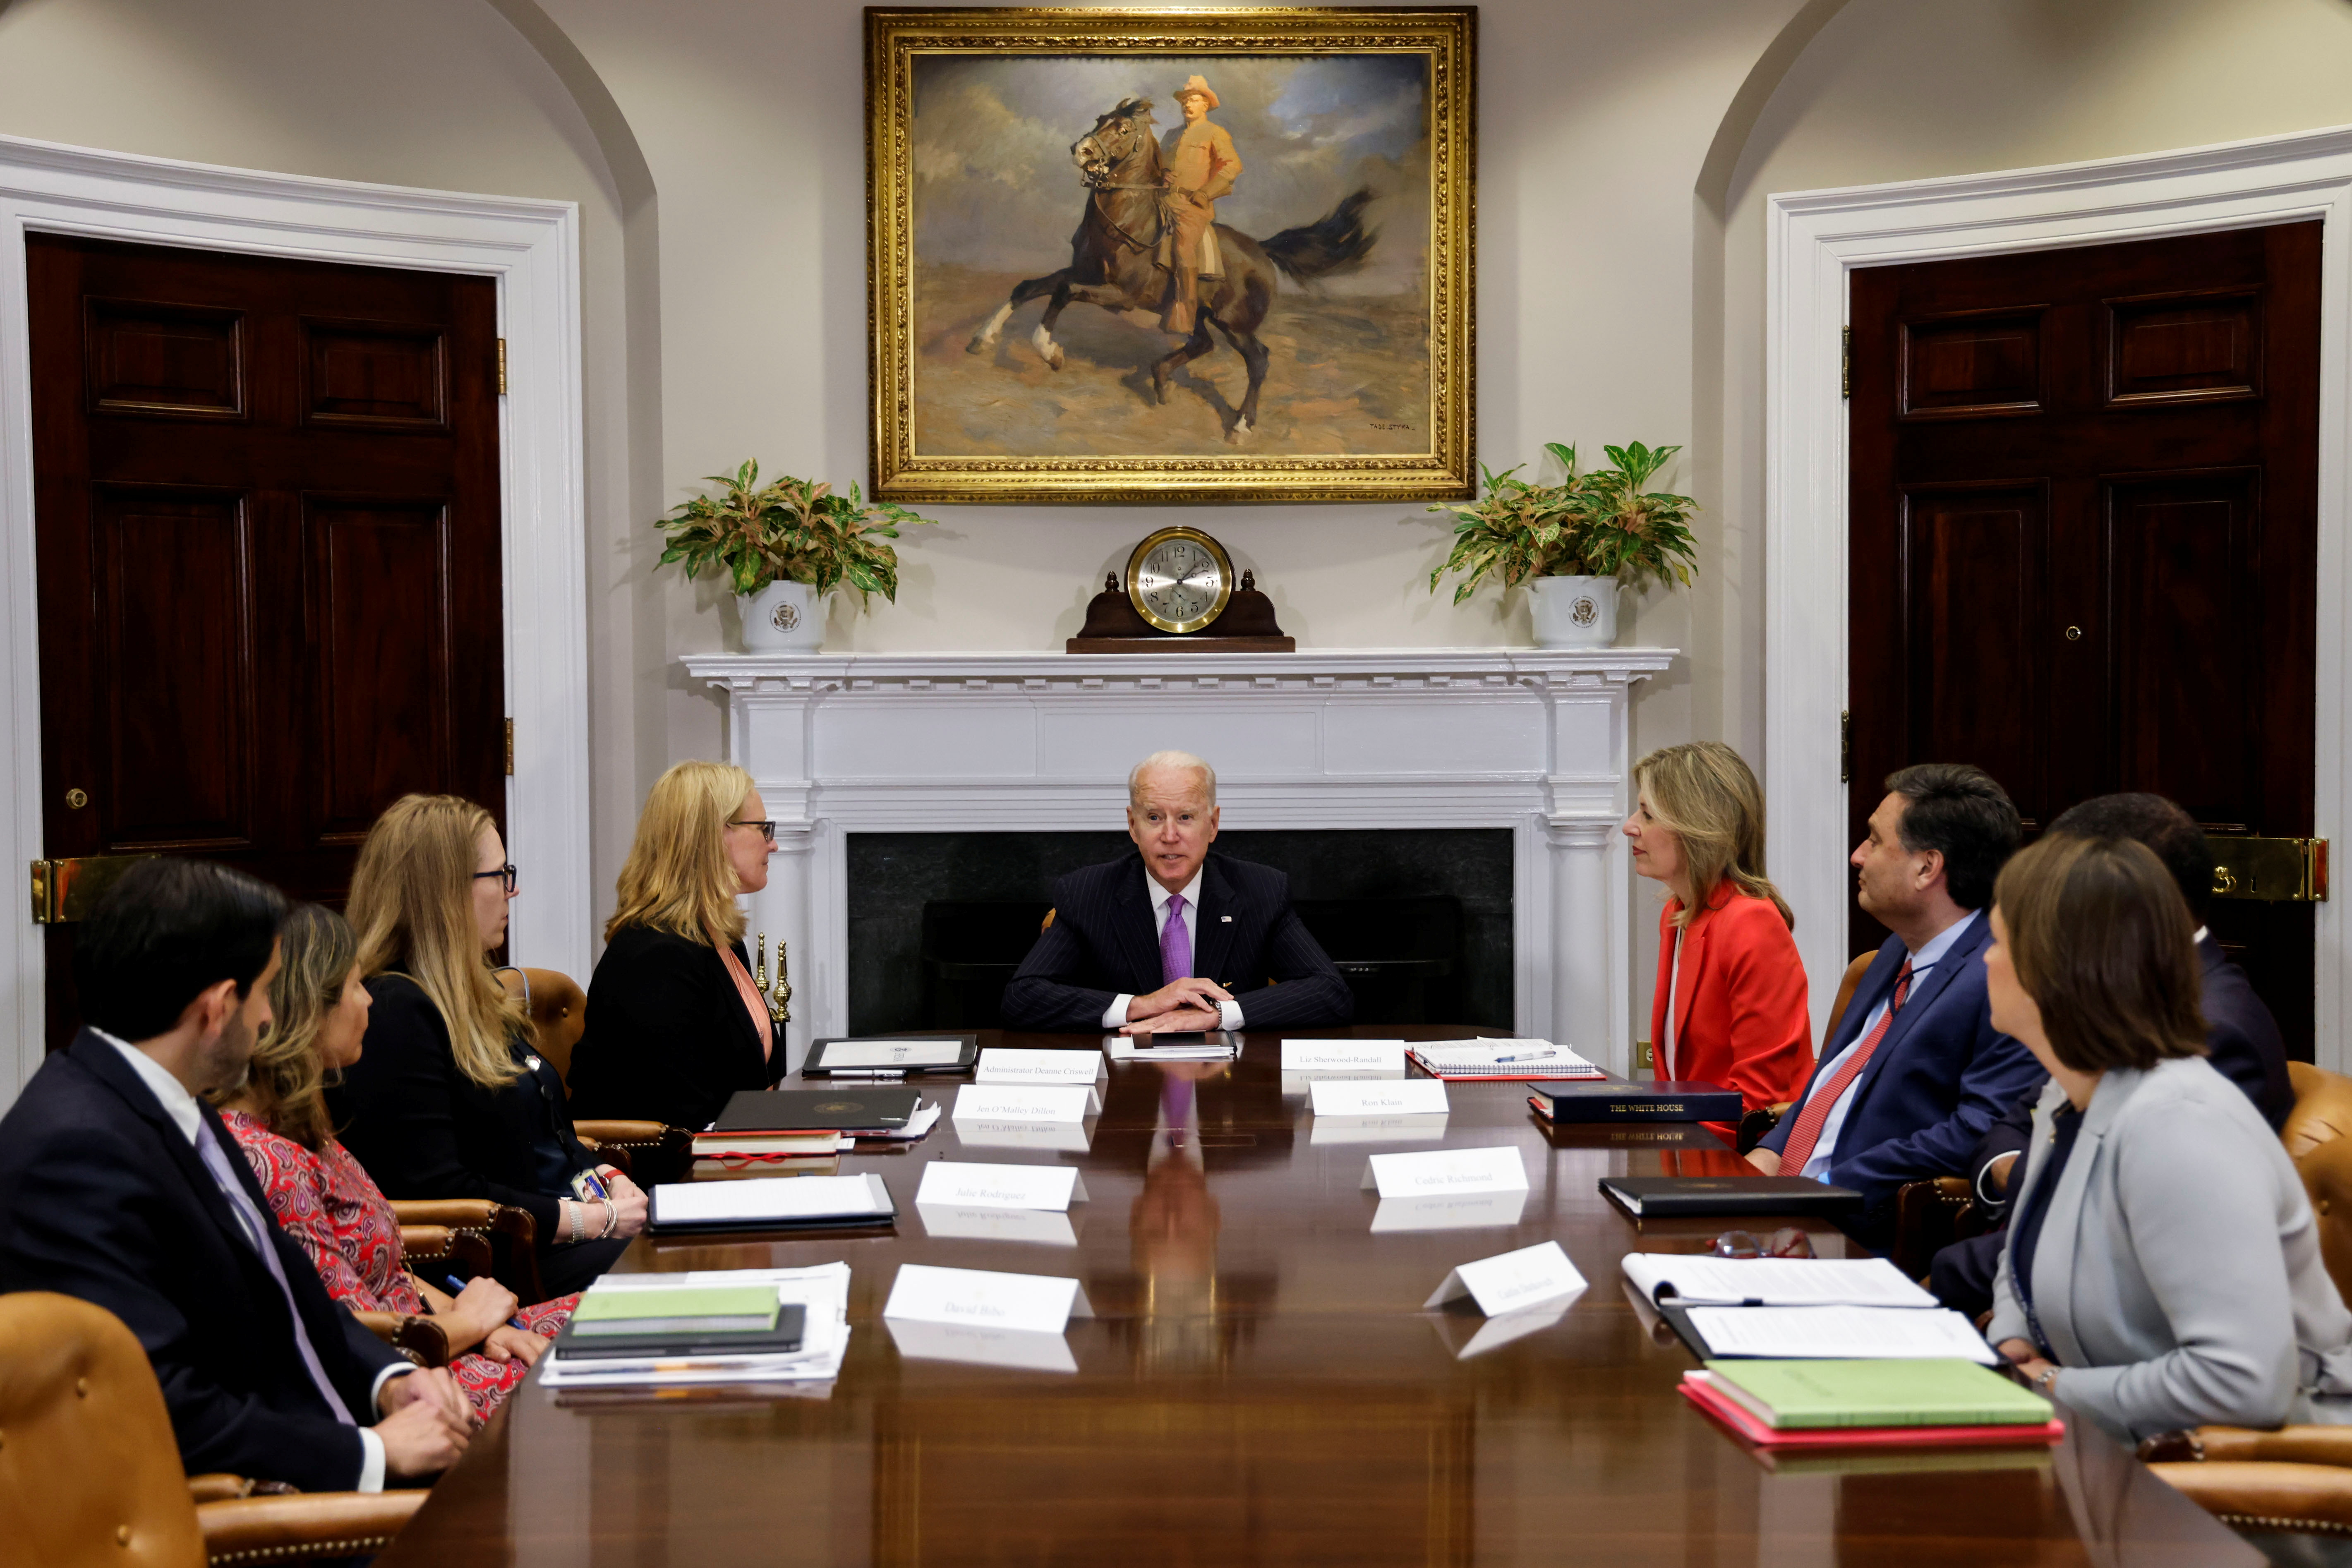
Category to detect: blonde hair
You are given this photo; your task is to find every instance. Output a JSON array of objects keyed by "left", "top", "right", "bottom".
[
  {"left": 606, "top": 760, "right": 756, "bottom": 947},
  {"left": 225, "top": 903, "right": 355, "bottom": 1151},
  {"left": 1128, "top": 750, "right": 1217, "bottom": 806},
  {"left": 348, "top": 794, "right": 531, "bottom": 1089},
  {"left": 1633, "top": 741, "right": 1793, "bottom": 930}
]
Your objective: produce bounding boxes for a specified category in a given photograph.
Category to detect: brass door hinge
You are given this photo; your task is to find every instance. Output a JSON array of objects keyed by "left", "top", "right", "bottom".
[
  {"left": 504, "top": 718, "right": 514, "bottom": 776},
  {"left": 496, "top": 338, "right": 508, "bottom": 396},
  {"left": 1840, "top": 709, "right": 1851, "bottom": 784},
  {"left": 30, "top": 853, "right": 160, "bottom": 925},
  {"left": 1841, "top": 326, "right": 1851, "bottom": 399},
  {"left": 2211, "top": 837, "right": 2329, "bottom": 903}
]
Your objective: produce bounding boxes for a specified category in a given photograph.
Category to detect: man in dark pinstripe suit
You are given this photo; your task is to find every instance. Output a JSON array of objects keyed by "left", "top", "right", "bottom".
[{"left": 1002, "top": 751, "right": 1352, "bottom": 1034}]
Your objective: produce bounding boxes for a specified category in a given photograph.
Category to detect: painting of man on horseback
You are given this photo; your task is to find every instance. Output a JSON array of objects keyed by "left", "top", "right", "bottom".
[
  {"left": 967, "top": 77, "right": 1377, "bottom": 443},
  {"left": 870, "top": 14, "right": 1474, "bottom": 500}
]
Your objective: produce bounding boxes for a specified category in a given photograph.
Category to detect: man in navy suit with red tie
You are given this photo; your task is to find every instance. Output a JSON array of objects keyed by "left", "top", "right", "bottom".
[
  {"left": 1749, "top": 764, "right": 2044, "bottom": 1243},
  {"left": 1002, "top": 751, "right": 1352, "bottom": 1034}
]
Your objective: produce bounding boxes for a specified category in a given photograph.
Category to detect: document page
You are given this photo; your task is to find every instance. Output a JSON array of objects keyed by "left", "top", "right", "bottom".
[
  {"left": 652, "top": 1174, "right": 891, "bottom": 1226},
  {"left": 1683, "top": 1305, "right": 1999, "bottom": 1364},
  {"left": 1621, "top": 1254, "right": 1937, "bottom": 1309}
]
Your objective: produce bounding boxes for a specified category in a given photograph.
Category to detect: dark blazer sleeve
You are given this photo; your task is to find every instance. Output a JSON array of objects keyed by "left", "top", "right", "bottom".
[
  {"left": 1967, "top": 1086, "right": 2040, "bottom": 1208},
  {"left": 571, "top": 930, "right": 778, "bottom": 1128},
  {"left": 2199, "top": 944, "right": 2294, "bottom": 1131},
  {"left": 1001, "top": 870, "right": 1129, "bottom": 1031},
  {"left": 0, "top": 1084, "right": 374, "bottom": 1491},
  {"left": 1227, "top": 896, "right": 1352, "bottom": 1031},
  {"left": 336, "top": 979, "right": 563, "bottom": 1239},
  {"left": 1831, "top": 981, "right": 2045, "bottom": 1214}
]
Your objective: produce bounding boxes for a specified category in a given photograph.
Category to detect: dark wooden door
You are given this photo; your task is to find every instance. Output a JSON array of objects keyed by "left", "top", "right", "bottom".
[
  {"left": 1848, "top": 222, "right": 2321, "bottom": 1053},
  {"left": 29, "top": 235, "right": 505, "bottom": 1050}
]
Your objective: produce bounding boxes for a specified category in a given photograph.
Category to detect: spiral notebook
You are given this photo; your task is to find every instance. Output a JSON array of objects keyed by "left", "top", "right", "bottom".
[{"left": 1406, "top": 1040, "right": 1605, "bottom": 1081}]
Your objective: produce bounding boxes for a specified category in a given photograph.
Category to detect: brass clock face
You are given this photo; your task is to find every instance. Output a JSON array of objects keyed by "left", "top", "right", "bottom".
[{"left": 1126, "top": 527, "right": 1234, "bottom": 635}]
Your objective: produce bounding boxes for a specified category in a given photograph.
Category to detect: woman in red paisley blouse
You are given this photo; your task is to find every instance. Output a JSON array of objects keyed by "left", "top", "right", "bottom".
[{"left": 216, "top": 902, "right": 575, "bottom": 1422}]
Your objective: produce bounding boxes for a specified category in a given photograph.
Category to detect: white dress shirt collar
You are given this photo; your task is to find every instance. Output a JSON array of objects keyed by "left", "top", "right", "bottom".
[
  {"left": 1147, "top": 867, "right": 1204, "bottom": 916},
  {"left": 92, "top": 1027, "right": 206, "bottom": 1144}
]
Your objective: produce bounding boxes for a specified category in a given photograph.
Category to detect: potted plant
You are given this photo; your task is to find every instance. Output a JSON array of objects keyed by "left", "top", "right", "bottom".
[
  {"left": 1427, "top": 442, "right": 1698, "bottom": 646},
  {"left": 655, "top": 460, "right": 937, "bottom": 652}
]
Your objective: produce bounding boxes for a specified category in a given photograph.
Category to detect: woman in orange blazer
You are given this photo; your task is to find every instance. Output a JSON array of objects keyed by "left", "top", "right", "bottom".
[{"left": 1623, "top": 742, "right": 1813, "bottom": 1144}]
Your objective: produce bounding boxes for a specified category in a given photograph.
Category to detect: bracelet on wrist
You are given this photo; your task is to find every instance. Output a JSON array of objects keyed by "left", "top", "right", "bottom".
[{"left": 599, "top": 1199, "right": 620, "bottom": 1240}]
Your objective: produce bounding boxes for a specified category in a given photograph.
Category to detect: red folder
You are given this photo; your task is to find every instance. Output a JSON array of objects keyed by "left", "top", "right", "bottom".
[{"left": 1678, "top": 1372, "right": 2065, "bottom": 1449}]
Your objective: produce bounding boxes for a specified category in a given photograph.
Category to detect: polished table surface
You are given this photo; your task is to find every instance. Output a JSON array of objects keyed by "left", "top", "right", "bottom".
[{"left": 382, "top": 1028, "right": 2258, "bottom": 1567}]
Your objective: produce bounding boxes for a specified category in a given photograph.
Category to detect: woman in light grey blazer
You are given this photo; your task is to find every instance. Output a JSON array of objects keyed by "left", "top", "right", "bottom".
[{"left": 1985, "top": 834, "right": 2352, "bottom": 1442}]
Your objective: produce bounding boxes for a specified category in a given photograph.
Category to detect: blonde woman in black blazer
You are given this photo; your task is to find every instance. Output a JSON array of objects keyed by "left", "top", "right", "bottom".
[{"left": 569, "top": 761, "right": 786, "bottom": 1131}]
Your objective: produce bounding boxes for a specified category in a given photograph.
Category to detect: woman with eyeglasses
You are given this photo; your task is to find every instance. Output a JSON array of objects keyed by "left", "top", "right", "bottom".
[
  {"left": 1985, "top": 834, "right": 2352, "bottom": 1440},
  {"left": 568, "top": 762, "right": 786, "bottom": 1131},
  {"left": 331, "top": 794, "right": 645, "bottom": 1298}
]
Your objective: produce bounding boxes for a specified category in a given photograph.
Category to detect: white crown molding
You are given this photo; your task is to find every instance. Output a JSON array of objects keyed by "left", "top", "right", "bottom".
[
  {"left": 1765, "top": 122, "right": 2352, "bottom": 1066},
  {"left": 0, "top": 134, "right": 591, "bottom": 1106}
]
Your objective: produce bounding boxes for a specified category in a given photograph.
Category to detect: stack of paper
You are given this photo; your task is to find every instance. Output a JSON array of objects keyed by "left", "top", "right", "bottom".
[
  {"left": 1621, "top": 1254, "right": 1997, "bottom": 1364},
  {"left": 1104, "top": 1033, "right": 1236, "bottom": 1062},
  {"left": 540, "top": 1265, "right": 853, "bottom": 1390},
  {"left": 647, "top": 1173, "right": 897, "bottom": 1233}
]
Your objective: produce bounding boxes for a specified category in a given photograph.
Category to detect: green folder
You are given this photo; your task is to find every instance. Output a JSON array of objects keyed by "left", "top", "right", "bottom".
[
  {"left": 1702, "top": 1358, "right": 2055, "bottom": 1429},
  {"left": 571, "top": 1284, "right": 780, "bottom": 1336}
]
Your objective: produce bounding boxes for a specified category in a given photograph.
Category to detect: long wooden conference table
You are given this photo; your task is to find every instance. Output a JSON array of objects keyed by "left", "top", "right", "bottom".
[{"left": 381, "top": 1027, "right": 2256, "bottom": 1567}]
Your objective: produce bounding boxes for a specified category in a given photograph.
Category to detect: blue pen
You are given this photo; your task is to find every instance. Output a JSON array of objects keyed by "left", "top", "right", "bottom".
[
  {"left": 445, "top": 1274, "right": 530, "bottom": 1332},
  {"left": 1490, "top": 1051, "right": 1555, "bottom": 1064}
]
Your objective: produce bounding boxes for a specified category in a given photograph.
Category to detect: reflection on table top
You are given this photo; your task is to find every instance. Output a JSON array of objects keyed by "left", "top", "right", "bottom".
[{"left": 381, "top": 1027, "right": 2257, "bottom": 1568}]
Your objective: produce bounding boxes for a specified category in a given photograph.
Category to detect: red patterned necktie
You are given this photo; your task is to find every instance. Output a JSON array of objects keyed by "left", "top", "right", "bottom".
[{"left": 1777, "top": 959, "right": 1914, "bottom": 1175}]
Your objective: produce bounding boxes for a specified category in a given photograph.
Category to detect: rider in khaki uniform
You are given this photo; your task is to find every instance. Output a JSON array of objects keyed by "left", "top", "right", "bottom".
[{"left": 1158, "top": 75, "right": 1242, "bottom": 336}]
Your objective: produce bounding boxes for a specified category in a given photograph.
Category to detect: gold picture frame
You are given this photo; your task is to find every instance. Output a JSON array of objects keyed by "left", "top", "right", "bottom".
[{"left": 867, "top": 7, "right": 1476, "bottom": 503}]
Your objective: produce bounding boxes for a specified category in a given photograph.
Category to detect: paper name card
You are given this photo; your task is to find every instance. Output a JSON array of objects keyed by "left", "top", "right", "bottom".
[
  {"left": 1360, "top": 1145, "right": 1528, "bottom": 1197},
  {"left": 954, "top": 1119, "right": 1093, "bottom": 1153},
  {"left": 1282, "top": 1040, "right": 1408, "bottom": 1073},
  {"left": 886, "top": 1316, "right": 1078, "bottom": 1373},
  {"left": 916, "top": 1203, "right": 1079, "bottom": 1247},
  {"left": 916, "top": 1162, "right": 1088, "bottom": 1212},
  {"left": 1370, "top": 1190, "right": 1530, "bottom": 1233},
  {"left": 976, "top": 1048, "right": 1103, "bottom": 1086},
  {"left": 1310, "top": 1114, "right": 1450, "bottom": 1146},
  {"left": 1312, "top": 1079, "right": 1449, "bottom": 1118},
  {"left": 953, "top": 1085, "right": 1097, "bottom": 1123},
  {"left": 882, "top": 1263, "right": 1093, "bottom": 1334},
  {"left": 823, "top": 1039, "right": 966, "bottom": 1068},
  {"left": 1425, "top": 1240, "right": 1587, "bottom": 1317}
]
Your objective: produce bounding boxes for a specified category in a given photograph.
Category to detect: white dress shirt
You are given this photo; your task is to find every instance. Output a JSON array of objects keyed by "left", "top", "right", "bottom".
[
  {"left": 1794, "top": 908, "right": 1981, "bottom": 1182},
  {"left": 95, "top": 1030, "right": 407, "bottom": 1492},
  {"left": 1102, "top": 867, "right": 1247, "bottom": 1031}
]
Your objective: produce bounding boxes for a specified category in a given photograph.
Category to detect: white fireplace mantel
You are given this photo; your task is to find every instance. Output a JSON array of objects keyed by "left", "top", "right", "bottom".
[{"left": 684, "top": 647, "right": 1676, "bottom": 1073}]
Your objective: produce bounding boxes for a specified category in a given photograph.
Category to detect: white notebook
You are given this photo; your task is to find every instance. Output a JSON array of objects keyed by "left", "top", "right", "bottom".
[
  {"left": 650, "top": 1173, "right": 894, "bottom": 1228},
  {"left": 1621, "top": 1254, "right": 1937, "bottom": 1310}
]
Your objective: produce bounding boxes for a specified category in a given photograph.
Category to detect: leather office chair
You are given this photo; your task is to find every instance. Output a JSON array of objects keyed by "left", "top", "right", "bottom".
[
  {"left": 494, "top": 966, "right": 690, "bottom": 1184},
  {"left": 386, "top": 1197, "right": 547, "bottom": 1307},
  {"left": 0, "top": 1291, "right": 424, "bottom": 1568}
]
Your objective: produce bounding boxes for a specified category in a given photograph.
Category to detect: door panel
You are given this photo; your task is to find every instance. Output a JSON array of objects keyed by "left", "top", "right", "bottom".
[
  {"left": 30, "top": 235, "right": 504, "bottom": 1051},
  {"left": 1849, "top": 222, "right": 2320, "bottom": 1053}
]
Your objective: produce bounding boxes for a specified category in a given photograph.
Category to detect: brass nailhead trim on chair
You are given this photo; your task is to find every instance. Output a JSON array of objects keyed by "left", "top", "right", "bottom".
[
  {"left": 209, "top": 1534, "right": 400, "bottom": 1565},
  {"left": 2215, "top": 1514, "right": 2352, "bottom": 1537}
]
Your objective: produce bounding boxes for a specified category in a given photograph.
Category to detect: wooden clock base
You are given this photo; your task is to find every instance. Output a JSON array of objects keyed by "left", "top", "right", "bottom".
[{"left": 1065, "top": 572, "right": 1296, "bottom": 654}]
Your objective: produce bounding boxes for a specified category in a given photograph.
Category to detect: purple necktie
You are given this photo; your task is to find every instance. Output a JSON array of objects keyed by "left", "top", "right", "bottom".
[{"left": 1160, "top": 893, "right": 1192, "bottom": 987}]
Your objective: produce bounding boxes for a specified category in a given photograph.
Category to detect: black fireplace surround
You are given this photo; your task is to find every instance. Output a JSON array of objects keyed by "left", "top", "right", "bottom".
[{"left": 846, "top": 830, "right": 1513, "bottom": 1035}]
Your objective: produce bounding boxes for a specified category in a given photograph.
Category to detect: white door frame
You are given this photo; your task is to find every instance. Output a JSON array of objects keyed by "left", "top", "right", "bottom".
[
  {"left": 0, "top": 134, "right": 591, "bottom": 1104},
  {"left": 1765, "top": 124, "right": 2352, "bottom": 1069}
]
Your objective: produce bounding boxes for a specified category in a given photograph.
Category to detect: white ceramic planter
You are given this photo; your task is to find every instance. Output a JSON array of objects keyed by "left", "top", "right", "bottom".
[
  {"left": 742, "top": 580, "right": 825, "bottom": 652},
  {"left": 1528, "top": 575, "right": 1618, "bottom": 647}
]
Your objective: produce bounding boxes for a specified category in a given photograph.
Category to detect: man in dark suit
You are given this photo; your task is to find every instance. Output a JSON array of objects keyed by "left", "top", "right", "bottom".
[
  {"left": 0, "top": 859, "right": 471, "bottom": 1491},
  {"left": 1928, "top": 793, "right": 2292, "bottom": 1313},
  {"left": 1749, "top": 764, "right": 2044, "bottom": 1243},
  {"left": 1002, "top": 751, "right": 1352, "bottom": 1033}
]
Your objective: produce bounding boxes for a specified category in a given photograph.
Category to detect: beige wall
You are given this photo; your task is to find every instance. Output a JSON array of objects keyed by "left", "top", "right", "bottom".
[{"left": 8, "top": 0, "right": 2352, "bottom": 987}]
